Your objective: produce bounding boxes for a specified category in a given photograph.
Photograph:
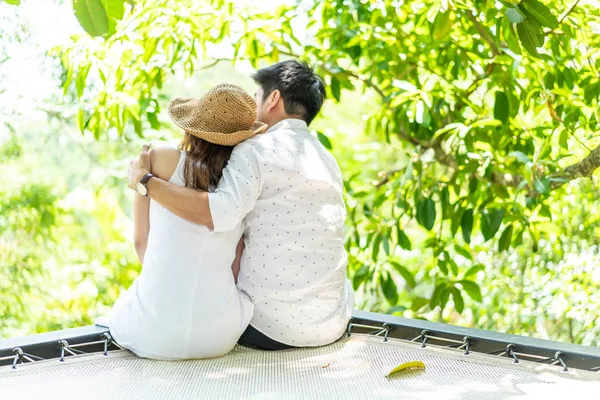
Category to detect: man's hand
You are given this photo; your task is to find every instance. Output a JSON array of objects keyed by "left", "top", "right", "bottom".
[{"left": 128, "top": 143, "right": 151, "bottom": 190}]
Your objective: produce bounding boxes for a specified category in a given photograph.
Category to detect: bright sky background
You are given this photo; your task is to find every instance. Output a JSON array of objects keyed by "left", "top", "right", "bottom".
[
  {"left": 0, "top": 0, "right": 297, "bottom": 140},
  {"left": 0, "top": 0, "right": 78, "bottom": 132}
]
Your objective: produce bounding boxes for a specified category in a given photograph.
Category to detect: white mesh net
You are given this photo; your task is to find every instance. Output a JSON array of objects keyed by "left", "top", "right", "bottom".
[{"left": 1, "top": 335, "right": 599, "bottom": 399}]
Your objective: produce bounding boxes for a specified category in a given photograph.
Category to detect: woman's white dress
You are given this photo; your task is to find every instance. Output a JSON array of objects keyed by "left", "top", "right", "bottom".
[{"left": 109, "top": 151, "right": 254, "bottom": 359}]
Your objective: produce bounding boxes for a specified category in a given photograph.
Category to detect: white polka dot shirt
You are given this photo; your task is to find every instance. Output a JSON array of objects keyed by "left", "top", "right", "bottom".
[{"left": 208, "top": 119, "right": 354, "bottom": 347}]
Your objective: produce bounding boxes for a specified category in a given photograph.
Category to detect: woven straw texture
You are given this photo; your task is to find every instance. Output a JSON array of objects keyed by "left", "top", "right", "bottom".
[
  {"left": 168, "top": 84, "right": 267, "bottom": 146},
  {"left": 1, "top": 335, "right": 598, "bottom": 399}
]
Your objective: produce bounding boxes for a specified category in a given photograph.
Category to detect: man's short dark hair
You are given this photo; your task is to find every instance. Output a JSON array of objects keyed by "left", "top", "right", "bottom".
[{"left": 252, "top": 60, "right": 326, "bottom": 125}]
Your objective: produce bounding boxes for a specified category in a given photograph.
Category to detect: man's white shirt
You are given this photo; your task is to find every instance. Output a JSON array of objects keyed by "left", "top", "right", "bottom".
[{"left": 208, "top": 119, "right": 353, "bottom": 346}]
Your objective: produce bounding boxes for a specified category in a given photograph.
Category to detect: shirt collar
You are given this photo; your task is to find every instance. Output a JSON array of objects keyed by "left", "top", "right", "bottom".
[{"left": 266, "top": 118, "right": 309, "bottom": 133}]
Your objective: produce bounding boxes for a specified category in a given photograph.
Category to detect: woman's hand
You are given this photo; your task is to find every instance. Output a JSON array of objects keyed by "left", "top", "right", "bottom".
[
  {"left": 128, "top": 143, "right": 152, "bottom": 190},
  {"left": 231, "top": 237, "right": 245, "bottom": 284}
]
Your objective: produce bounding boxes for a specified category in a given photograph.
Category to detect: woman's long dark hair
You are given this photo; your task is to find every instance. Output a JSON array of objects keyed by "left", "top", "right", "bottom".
[{"left": 178, "top": 133, "right": 234, "bottom": 191}]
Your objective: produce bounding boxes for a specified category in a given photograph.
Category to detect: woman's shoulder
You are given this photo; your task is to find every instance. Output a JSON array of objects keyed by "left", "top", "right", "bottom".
[{"left": 149, "top": 145, "right": 182, "bottom": 182}]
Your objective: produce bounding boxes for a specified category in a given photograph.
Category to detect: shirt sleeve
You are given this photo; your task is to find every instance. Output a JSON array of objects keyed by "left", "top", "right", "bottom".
[{"left": 208, "top": 143, "right": 262, "bottom": 232}]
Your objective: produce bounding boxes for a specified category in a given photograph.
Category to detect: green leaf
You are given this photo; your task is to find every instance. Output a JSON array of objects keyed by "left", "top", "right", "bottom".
[
  {"left": 77, "top": 109, "right": 85, "bottom": 133},
  {"left": 439, "top": 287, "right": 451, "bottom": 309},
  {"left": 440, "top": 187, "right": 450, "bottom": 220},
  {"left": 103, "top": 0, "right": 125, "bottom": 20},
  {"left": 132, "top": 118, "right": 143, "bottom": 138},
  {"left": 411, "top": 297, "right": 428, "bottom": 312},
  {"left": 317, "top": 131, "right": 333, "bottom": 150},
  {"left": 382, "top": 273, "right": 399, "bottom": 305},
  {"left": 521, "top": 9, "right": 545, "bottom": 46},
  {"left": 536, "top": 221, "right": 561, "bottom": 236},
  {"left": 464, "top": 264, "right": 485, "bottom": 278},
  {"left": 543, "top": 72, "right": 555, "bottom": 89},
  {"left": 506, "top": 7, "right": 525, "bottom": 23},
  {"left": 353, "top": 265, "right": 370, "bottom": 291},
  {"left": 453, "top": 244, "right": 472, "bottom": 260},
  {"left": 508, "top": 91, "right": 521, "bottom": 118},
  {"left": 252, "top": 40, "right": 259, "bottom": 60},
  {"left": 481, "top": 209, "right": 504, "bottom": 241},
  {"left": 147, "top": 112, "right": 160, "bottom": 130},
  {"left": 494, "top": 91, "right": 510, "bottom": 124},
  {"left": 330, "top": 76, "right": 341, "bottom": 102},
  {"left": 539, "top": 205, "right": 552, "bottom": 219},
  {"left": 451, "top": 287, "right": 464, "bottom": 313},
  {"left": 448, "top": 257, "right": 459, "bottom": 276},
  {"left": 523, "top": 0, "right": 559, "bottom": 29},
  {"left": 533, "top": 178, "right": 551, "bottom": 194},
  {"left": 468, "top": 177, "right": 478, "bottom": 194},
  {"left": 430, "top": 283, "right": 445, "bottom": 309},
  {"left": 459, "top": 280, "right": 483, "bottom": 302},
  {"left": 432, "top": 11, "right": 453, "bottom": 41},
  {"left": 510, "top": 151, "right": 531, "bottom": 164},
  {"left": 382, "top": 232, "right": 390, "bottom": 255},
  {"left": 75, "top": 65, "right": 90, "bottom": 99},
  {"left": 374, "top": 192, "right": 387, "bottom": 208},
  {"left": 372, "top": 232, "right": 382, "bottom": 261},
  {"left": 416, "top": 197, "right": 436, "bottom": 231},
  {"left": 437, "top": 259, "right": 449, "bottom": 275},
  {"left": 3, "top": 0, "right": 20, "bottom": 5},
  {"left": 396, "top": 224, "right": 412, "bottom": 250},
  {"left": 559, "top": 129, "right": 568, "bottom": 149},
  {"left": 451, "top": 206, "right": 464, "bottom": 237},
  {"left": 386, "top": 361, "right": 425, "bottom": 378},
  {"left": 516, "top": 22, "right": 540, "bottom": 58},
  {"left": 498, "top": 224, "right": 513, "bottom": 252},
  {"left": 505, "top": 22, "right": 522, "bottom": 55},
  {"left": 390, "top": 262, "right": 416, "bottom": 288},
  {"left": 73, "top": 0, "right": 110, "bottom": 38},
  {"left": 461, "top": 209, "right": 474, "bottom": 244}
]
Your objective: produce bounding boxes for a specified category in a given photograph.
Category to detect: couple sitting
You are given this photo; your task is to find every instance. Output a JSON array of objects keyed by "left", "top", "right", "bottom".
[{"left": 106, "top": 60, "right": 354, "bottom": 359}]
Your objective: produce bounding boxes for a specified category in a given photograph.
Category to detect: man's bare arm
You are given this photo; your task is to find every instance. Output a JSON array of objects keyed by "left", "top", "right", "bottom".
[{"left": 146, "top": 177, "right": 214, "bottom": 229}]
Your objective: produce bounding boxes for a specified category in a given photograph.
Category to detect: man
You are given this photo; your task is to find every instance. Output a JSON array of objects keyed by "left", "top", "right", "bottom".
[{"left": 128, "top": 60, "right": 353, "bottom": 350}]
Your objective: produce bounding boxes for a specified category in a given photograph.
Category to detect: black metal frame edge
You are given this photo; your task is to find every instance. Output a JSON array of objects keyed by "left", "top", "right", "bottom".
[
  {"left": 2, "top": 311, "right": 599, "bottom": 371},
  {"left": 351, "top": 310, "right": 600, "bottom": 371},
  {"left": 0, "top": 325, "right": 114, "bottom": 367}
]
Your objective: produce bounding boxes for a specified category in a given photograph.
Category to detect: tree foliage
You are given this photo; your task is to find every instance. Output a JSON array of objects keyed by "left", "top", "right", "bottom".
[
  {"left": 3, "top": 0, "right": 600, "bottom": 343},
  {"left": 56, "top": 0, "right": 600, "bottom": 317}
]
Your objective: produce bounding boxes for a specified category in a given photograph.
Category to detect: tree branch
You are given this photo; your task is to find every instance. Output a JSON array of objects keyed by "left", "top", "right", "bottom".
[
  {"left": 558, "top": 0, "right": 581, "bottom": 23},
  {"left": 375, "top": 133, "right": 600, "bottom": 195},
  {"left": 343, "top": 70, "right": 386, "bottom": 98},
  {"left": 548, "top": 144, "right": 600, "bottom": 191},
  {"left": 466, "top": 11, "right": 500, "bottom": 56},
  {"left": 193, "top": 58, "right": 232, "bottom": 71}
]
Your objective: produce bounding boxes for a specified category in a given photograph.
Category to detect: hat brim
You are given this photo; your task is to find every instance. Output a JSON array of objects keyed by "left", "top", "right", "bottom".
[
  {"left": 168, "top": 98, "right": 268, "bottom": 146},
  {"left": 182, "top": 121, "right": 268, "bottom": 146}
]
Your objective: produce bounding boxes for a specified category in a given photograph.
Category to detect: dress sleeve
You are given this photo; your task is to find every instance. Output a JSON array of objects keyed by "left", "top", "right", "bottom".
[{"left": 208, "top": 144, "right": 262, "bottom": 232}]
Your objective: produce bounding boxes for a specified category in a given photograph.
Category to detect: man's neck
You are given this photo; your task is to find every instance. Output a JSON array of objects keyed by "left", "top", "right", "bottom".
[{"left": 265, "top": 115, "right": 303, "bottom": 129}]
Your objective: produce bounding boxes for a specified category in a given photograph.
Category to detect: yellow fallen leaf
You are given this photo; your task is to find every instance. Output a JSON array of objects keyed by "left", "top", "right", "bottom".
[{"left": 386, "top": 361, "right": 426, "bottom": 378}]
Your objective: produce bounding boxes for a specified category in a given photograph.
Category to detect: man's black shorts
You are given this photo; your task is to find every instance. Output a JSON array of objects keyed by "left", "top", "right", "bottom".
[{"left": 237, "top": 325, "right": 295, "bottom": 351}]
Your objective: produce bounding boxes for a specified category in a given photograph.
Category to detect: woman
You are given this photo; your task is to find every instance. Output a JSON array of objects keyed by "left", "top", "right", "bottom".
[{"left": 108, "top": 84, "right": 267, "bottom": 359}]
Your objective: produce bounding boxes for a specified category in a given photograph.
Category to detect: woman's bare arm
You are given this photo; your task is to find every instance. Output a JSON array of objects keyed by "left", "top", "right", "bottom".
[
  {"left": 231, "top": 237, "right": 245, "bottom": 283},
  {"left": 132, "top": 145, "right": 181, "bottom": 264},
  {"left": 133, "top": 194, "right": 150, "bottom": 263}
]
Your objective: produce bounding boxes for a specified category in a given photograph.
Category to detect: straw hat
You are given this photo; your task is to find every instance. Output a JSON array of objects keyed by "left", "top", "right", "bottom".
[{"left": 168, "top": 84, "right": 268, "bottom": 146}]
